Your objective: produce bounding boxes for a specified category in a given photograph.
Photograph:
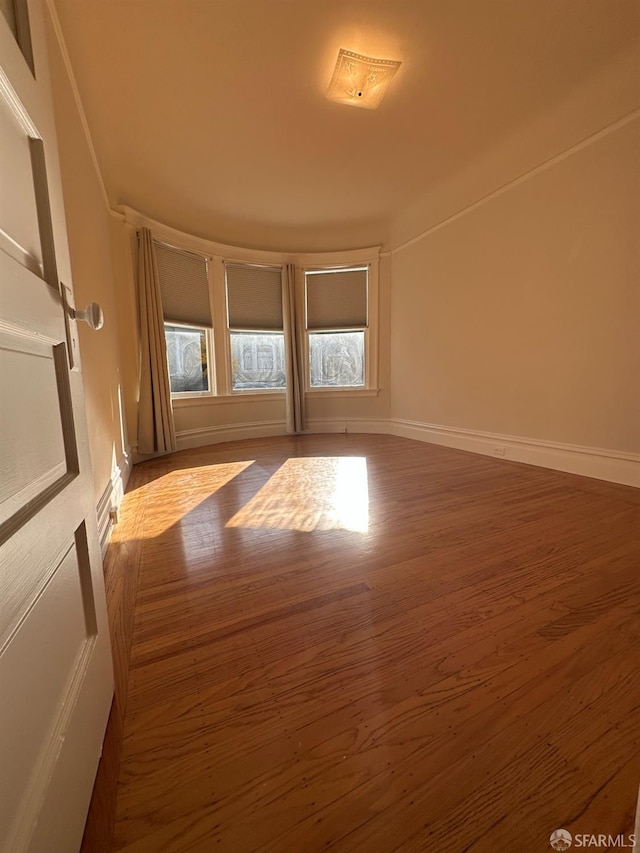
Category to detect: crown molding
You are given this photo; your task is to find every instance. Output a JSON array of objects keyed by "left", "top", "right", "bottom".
[
  {"left": 119, "top": 204, "right": 380, "bottom": 265},
  {"left": 44, "top": 0, "right": 113, "bottom": 215},
  {"left": 390, "top": 108, "right": 640, "bottom": 255}
]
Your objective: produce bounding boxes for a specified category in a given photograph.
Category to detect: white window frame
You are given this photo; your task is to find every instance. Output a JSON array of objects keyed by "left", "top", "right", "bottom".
[
  {"left": 155, "top": 237, "right": 216, "bottom": 401},
  {"left": 163, "top": 320, "right": 215, "bottom": 399},
  {"left": 220, "top": 259, "right": 287, "bottom": 397},
  {"left": 300, "top": 259, "right": 379, "bottom": 396}
]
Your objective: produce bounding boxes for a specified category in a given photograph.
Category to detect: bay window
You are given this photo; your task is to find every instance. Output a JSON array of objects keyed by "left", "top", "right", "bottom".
[{"left": 141, "top": 215, "right": 379, "bottom": 403}]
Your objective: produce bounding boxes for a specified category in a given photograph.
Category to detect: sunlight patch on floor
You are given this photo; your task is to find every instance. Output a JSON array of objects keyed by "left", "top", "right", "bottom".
[
  {"left": 132, "top": 461, "right": 255, "bottom": 539},
  {"left": 226, "top": 457, "right": 369, "bottom": 533}
]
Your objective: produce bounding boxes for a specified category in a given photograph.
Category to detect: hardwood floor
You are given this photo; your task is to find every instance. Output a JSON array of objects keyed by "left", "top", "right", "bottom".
[{"left": 82, "top": 434, "right": 640, "bottom": 852}]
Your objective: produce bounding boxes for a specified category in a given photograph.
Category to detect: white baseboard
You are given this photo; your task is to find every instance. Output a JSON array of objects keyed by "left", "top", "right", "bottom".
[
  {"left": 96, "top": 448, "right": 132, "bottom": 557},
  {"left": 172, "top": 417, "right": 390, "bottom": 450},
  {"left": 175, "top": 419, "right": 287, "bottom": 451},
  {"left": 305, "top": 417, "right": 390, "bottom": 436},
  {"left": 390, "top": 418, "right": 640, "bottom": 488}
]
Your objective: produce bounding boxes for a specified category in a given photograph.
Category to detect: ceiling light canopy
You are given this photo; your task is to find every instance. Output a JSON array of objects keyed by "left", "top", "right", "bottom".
[{"left": 327, "top": 48, "right": 401, "bottom": 110}]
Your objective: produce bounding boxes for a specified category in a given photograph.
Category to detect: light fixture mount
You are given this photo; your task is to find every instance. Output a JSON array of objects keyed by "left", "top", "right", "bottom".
[{"left": 327, "top": 48, "right": 401, "bottom": 110}]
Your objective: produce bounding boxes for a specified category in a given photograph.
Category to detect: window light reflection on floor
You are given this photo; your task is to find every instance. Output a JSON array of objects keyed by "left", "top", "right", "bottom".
[
  {"left": 133, "top": 461, "right": 255, "bottom": 539},
  {"left": 226, "top": 457, "right": 369, "bottom": 533}
]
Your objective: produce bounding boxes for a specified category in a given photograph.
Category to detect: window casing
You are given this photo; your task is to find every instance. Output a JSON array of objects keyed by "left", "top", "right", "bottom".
[
  {"left": 302, "top": 265, "right": 377, "bottom": 393},
  {"left": 224, "top": 262, "right": 286, "bottom": 393},
  {"left": 154, "top": 240, "right": 215, "bottom": 399}
]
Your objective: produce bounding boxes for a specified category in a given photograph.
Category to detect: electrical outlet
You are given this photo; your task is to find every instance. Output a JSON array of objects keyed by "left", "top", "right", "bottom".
[{"left": 494, "top": 446, "right": 506, "bottom": 456}]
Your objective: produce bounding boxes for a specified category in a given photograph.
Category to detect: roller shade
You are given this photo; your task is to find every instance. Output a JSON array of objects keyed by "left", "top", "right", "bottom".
[
  {"left": 306, "top": 268, "right": 367, "bottom": 330},
  {"left": 154, "top": 242, "right": 212, "bottom": 327},
  {"left": 226, "top": 263, "right": 283, "bottom": 331}
]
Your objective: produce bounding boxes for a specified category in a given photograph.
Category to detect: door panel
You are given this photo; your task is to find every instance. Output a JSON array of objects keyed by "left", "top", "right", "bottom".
[
  {"left": 0, "top": 332, "right": 70, "bottom": 529},
  {"left": 0, "top": 535, "right": 96, "bottom": 840},
  {"left": 0, "top": 3, "right": 114, "bottom": 851},
  {"left": 0, "top": 85, "right": 41, "bottom": 271}
]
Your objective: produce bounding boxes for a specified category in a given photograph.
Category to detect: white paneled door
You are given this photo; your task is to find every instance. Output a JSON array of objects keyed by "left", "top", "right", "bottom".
[{"left": 0, "top": 2, "right": 113, "bottom": 851}]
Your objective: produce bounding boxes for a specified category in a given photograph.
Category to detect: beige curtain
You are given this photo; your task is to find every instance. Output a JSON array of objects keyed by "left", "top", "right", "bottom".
[
  {"left": 136, "top": 227, "right": 177, "bottom": 454},
  {"left": 283, "top": 263, "right": 305, "bottom": 433}
]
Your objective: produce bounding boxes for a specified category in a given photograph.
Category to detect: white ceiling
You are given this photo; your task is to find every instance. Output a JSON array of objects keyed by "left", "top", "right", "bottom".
[{"left": 53, "top": 0, "right": 640, "bottom": 250}]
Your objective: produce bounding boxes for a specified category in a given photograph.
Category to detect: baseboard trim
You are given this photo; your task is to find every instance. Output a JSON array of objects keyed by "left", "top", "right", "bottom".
[
  {"left": 389, "top": 418, "right": 640, "bottom": 488},
  {"left": 96, "top": 449, "right": 132, "bottom": 557},
  {"left": 304, "top": 417, "right": 390, "bottom": 436},
  {"left": 173, "top": 417, "right": 390, "bottom": 450},
  {"left": 175, "top": 420, "right": 287, "bottom": 451}
]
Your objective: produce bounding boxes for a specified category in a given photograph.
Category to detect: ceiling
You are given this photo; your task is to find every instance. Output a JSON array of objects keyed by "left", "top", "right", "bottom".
[{"left": 52, "top": 0, "right": 639, "bottom": 251}]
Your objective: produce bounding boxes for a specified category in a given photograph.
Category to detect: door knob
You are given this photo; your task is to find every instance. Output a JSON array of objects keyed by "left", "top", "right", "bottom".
[{"left": 71, "top": 302, "right": 104, "bottom": 330}]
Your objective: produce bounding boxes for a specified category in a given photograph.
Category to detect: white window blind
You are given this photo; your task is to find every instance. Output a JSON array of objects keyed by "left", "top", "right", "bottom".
[
  {"left": 154, "top": 241, "right": 212, "bottom": 327},
  {"left": 306, "top": 268, "right": 368, "bottom": 330},
  {"left": 226, "top": 264, "right": 283, "bottom": 331}
]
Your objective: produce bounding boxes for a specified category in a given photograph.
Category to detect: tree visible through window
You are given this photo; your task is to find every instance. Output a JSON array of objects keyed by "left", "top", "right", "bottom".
[
  {"left": 309, "top": 331, "right": 364, "bottom": 387},
  {"left": 152, "top": 236, "right": 376, "bottom": 398},
  {"left": 305, "top": 268, "right": 368, "bottom": 389},
  {"left": 230, "top": 331, "right": 285, "bottom": 390},
  {"left": 165, "top": 325, "right": 209, "bottom": 392}
]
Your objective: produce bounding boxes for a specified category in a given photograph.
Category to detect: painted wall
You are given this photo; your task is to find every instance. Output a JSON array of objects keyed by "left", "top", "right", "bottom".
[
  {"left": 45, "top": 12, "right": 128, "bottom": 503},
  {"left": 390, "top": 115, "right": 640, "bottom": 454}
]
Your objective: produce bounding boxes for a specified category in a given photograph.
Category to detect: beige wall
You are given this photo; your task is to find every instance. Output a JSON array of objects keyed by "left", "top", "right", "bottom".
[
  {"left": 109, "top": 221, "right": 139, "bottom": 452},
  {"left": 390, "top": 117, "right": 640, "bottom": 453},
  {"left": 45, "top": 14, "right": 128, "bottom": 502}
]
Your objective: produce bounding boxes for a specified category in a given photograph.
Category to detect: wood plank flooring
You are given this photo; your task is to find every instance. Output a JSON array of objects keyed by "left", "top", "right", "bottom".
[{"left": 82, "top": 434, "right": 640, "bottom": 852}]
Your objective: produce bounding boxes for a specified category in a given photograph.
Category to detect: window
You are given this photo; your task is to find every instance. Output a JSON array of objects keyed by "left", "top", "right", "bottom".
[
  {"left": 165, "top": 325, "right": 209, "bottom": 392},
  {"left": 154, "top": 241, "right": 214, "bottom": 396},
  {"left": 305, "top": 268, "right": 368, "bottom": 389},
  {"left": 225, "top": 263, "right": 286, "bottom": 392},
  {"left": 309, "top": 331, "right": 364, "bottom": 387},
  {"left": 229, "top": 331, "right": 286, "bottom": 389}
]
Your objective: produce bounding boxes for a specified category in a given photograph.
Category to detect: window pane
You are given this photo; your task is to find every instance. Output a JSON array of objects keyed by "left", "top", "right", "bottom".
[
  {"left": 309, "top": 331, "right": 364, "bottom": 387},
  {"left": 165, "top": 325, "right": 209, "bottom": 393},
  {"left": 230, "top": 331, "right": 286, "bottom": 390}
]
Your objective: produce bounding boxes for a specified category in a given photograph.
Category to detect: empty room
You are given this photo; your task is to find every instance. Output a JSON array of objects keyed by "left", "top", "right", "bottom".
[{"left": 1, "top": 1, "right": 639, "bottom": 851}]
